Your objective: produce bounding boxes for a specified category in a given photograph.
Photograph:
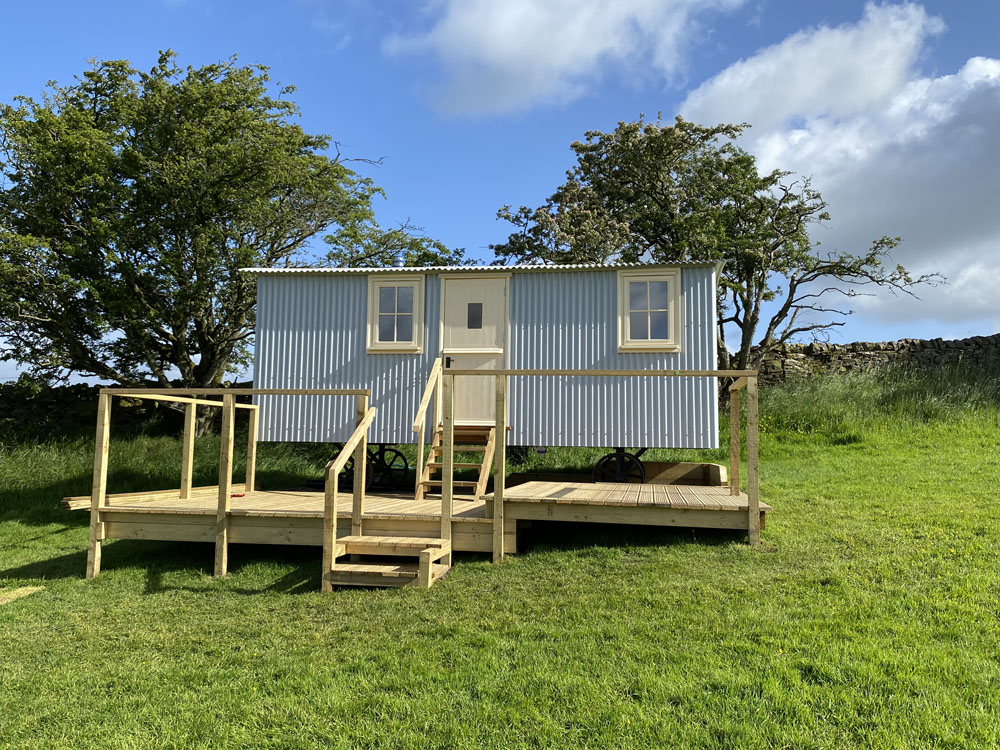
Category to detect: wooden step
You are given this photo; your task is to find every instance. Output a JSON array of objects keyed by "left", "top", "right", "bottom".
[
  {"left": 326, "top": 561, "right": 449, "bottom": 588},
  {"left": 431, "top": 445, "right": 486, "bottom": 453},
  {"left": 420, "top": 480, "right": 478, "bottom": 488},
  {"left": 338, "top": 535, "right": 449, "bottom": 556},
  {"left": 427, "top": 462, "right": 482, "bottom": 469}
]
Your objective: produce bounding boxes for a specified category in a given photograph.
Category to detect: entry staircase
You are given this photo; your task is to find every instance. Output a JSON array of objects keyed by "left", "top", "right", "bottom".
[{"left": 415, "top": 424, "right": 496, "bottom": 502}]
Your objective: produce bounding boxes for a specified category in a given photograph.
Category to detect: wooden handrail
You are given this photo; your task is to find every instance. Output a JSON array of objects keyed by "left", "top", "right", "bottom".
[
  {"left": 412, "top": 358, "right": 443, "bottom": 432},
  {"left": 107, "top": 392, "right": 258, "bottom": 409},
  {"left": 103, "top": 387, "right": 369, "bottom": 397},
  {"left": 443, "top": 368, "right": 757, "bottom": 378},
  {"left": 325, "top": 407, "right": 378, "bottom": 477},
  {"left": 729, "top": 377, "right": 749, "bottom": 392}
]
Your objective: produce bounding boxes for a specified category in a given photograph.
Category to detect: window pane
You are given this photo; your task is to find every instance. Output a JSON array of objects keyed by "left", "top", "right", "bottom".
[
  {"left": 378, "top": 314, "right": 395, "bottom": 342},
  {"left": 628, "top": 281, "right": 648, "bottom": 311},
  {"left": 395, "top": 314, "right": 413, "bottom": 342},
  {"left": 629, "top": 312, "right": 648, "bottom": 340},
  {"left": 467, "top": 302, "right": 483, "bottom": 329},
  {"left": 396, "top": 285, "right": 413, "bottom": 314},
  {"left": 378, "top": 286, "right": 396, "bottom": 314},
  {"left": 649, "top": 281, "right": 669, "bottom": 310},
  {"left": 649, "top": 311, "right": 669, "bottom": 340}
]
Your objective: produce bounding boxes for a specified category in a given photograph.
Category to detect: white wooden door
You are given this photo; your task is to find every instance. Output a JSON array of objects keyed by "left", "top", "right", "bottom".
[{"left": 441, "top": 276, "right": 508, "bottom": 424}]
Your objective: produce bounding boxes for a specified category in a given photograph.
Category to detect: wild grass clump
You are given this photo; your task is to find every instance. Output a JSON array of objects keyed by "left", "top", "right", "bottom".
[{"left": 759, "top": 362, "right": 1000, "bottom": 442}]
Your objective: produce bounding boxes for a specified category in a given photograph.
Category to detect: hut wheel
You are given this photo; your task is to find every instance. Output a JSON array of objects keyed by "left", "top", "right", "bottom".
[
  {"left": 592, "top": 450, "right": 646, "bottom": 484},
  {"left": 369, "top": 446, "right": 409, "bottom": 487}
]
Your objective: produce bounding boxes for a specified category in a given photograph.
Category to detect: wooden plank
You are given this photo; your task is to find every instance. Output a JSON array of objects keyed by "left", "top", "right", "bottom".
[
  {"left": 179, "top": 403, "right": 196, "bottom": 500},
  {"left": 214, "top": 394, "right": 235, "bottom": 577},
  {"left": 104, "top": 387, "right": 369, "bottom": 397},
  {"left": 352, "top": 393, "right": 369, "bottom": 537},
  {"left": 328, "top": 407, "right": 377, "bottom": 475},
  {"left": 746, "top": 377, "right": 761, "bottom": 546},
  {"left": 245, "top": 405, "right": 259, "bottom": 493},
  {"left": 506, "top": 502, "right": 751, "bottom": 530},
  {"left": 411, "top": 358, "right": 442, "bottom": 431},
  {"left": 105, "top": 520, "right": 216, "bottom": 543},
  {"left": 729, "top": 389, "right": 740, "bottom": 497},
  {"left": 440, "top": 373, "right": 455, "bottom": 566},
  {"left": 322, "top": 470, "right": 339, "bottom": 593},
  {"left": 729, "top": 377, "right": 749, "bottom": 392},
  {"left": 86, "top": 393, "right": 111, "bottom": 579},
  {"left": 443, "top": 369, "right": 757, "bottom": 378},
  {"left": 493, "top": 374, "right": 506, "bottom": 563}
]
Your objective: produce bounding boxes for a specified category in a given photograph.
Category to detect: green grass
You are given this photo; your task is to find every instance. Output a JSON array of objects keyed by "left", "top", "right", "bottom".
[{"left": 2, "top": 366, "right": 1000, "bottom": 748}]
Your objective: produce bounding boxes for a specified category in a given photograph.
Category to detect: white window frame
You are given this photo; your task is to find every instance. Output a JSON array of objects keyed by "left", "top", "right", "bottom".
[
  {"left": 367, "top": 275, "right": 424, "bottom": 354},
  {"left": 617, "top": 269, "right": 682, "bottom": 352}
]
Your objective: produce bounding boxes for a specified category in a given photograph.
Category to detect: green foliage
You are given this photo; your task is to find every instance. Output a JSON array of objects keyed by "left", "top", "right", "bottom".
[
  {"left": 0, "top": 52, "right": 378, "bottom": 386},
  {"left": 323, "top": 218, "right": 470, "bottom": 268},
  {"left": 493, "top": 115, "right": 938, "bottom": 368}
]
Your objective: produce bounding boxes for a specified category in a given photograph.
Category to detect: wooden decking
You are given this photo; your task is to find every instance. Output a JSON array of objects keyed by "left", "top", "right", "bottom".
[{"left": 66, "top": 480, "right": 768, "bottom": 560}]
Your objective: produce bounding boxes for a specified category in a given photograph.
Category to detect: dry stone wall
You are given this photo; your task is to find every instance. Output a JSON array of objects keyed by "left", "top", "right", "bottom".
[{"left": 756, "top": 333, "right": 1000, "bottom": 386}]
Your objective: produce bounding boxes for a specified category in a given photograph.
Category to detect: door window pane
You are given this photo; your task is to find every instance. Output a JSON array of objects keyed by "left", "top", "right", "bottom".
[
  {"left": 378, "top": 286, "right": 396, "bottom": 314},
  {"left": 467, "top": 302, "right": 483, "bottom": 329},
  {"left": 629, "top": 281, "right": 647, "bottom": 311},
  {"left": 395, "top": 314, "right": 413, "bottom": 342},
  {"left": 649, "top": 281, "right": 669, "bottom": 310},
  {"left": 649, "top": 311, "right": 669, "bottom": 340},
  {"left": 396, "top": 286, "right": 413, "bottom": 314},
  {"left": 629, "top": 312, "right": 648, "bottom": 340}
]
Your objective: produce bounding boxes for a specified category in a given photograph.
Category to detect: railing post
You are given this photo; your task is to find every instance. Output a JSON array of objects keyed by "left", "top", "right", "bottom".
[
  {"left": 729, "top": 388, "right": 740, "bottom": 496},
  {"left": 746, "top": 377, "right": 760, "bottom": 546},
  {"left": 245, "top": 404, "right": 259, "bottom": 494},
  {"left": 352, "top": 393, "right": 369, "bottom": 537},
  {"left": 214, "top": 394, "right": 236, "bottom": 576},
  {"left": 493, "top": 374, "right": 506, "bottom": 563},
  {"left": 86, "top": 393, "right": 112, "bottom": 579},
  {"left": 440, "top": 372, "right": 454, "bottom": 566},
  {"left": 180, "top": 403, "right": 196, "bottom": 500},
  {"left": 322, "top": 466, "right": 339, "bottom": 593}
]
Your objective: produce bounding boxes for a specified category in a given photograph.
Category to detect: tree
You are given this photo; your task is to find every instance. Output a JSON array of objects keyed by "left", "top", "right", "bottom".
[
  {"left": 0, "top": 51, "right": 382, "bottom": 394},
  {"left": 493, "top": 116, "right": 940, "bottom": 369},
  {"left": 323, "top": 218, "right": 469, "bottom": 268}
]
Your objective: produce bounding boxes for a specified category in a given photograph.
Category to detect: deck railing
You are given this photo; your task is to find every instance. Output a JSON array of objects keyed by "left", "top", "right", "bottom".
[
  {"left": 436, "top": 368, "right": 762, "bottom": 559},
  {"left": 411, "top": 357, "right": 444, "bottom": 493},
  {"left": 85, "top": 388, "right": 372, "bottom": 584}
]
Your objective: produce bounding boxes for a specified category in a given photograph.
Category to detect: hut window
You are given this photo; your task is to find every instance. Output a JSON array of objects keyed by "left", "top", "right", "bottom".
[
  {"left": 367, "top": 275, "right": 424, "bottom": 353},
  {"left": 617, "top": 269, "right": 681, "bottom": 352}
]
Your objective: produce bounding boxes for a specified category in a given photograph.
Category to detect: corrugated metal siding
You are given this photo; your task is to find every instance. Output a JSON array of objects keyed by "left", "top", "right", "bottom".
[
  {"left": 507, "top": 268, "right": 718, "bottom": 449},
  {"left": 254, "top": 274, "right": 440, "bottom": 443},
  {"left": 254, "top": 267, "right": 718, "bottom": 448}
]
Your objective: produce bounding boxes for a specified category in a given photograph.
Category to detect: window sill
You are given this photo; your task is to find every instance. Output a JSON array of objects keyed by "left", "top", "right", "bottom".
[
  {"left": 366, "top": 344, "right": 423, "bottom": 355},
  {"left": 618, "top": 343, "right": 682, "bottom": 353}
]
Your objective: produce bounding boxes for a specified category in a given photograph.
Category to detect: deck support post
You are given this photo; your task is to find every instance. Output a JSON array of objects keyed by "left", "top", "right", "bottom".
[
  {"left": 245, "top": 405, "right": 258, "bottom": 494},
  {"left": 440, "top": 372, "right": 454, "bottom": 566},
  {"left": 86, "top": 393, "right": 112, "bottom": 579},
  {"left": 493, "top": 374, "right": 506, "bottom": 563},
  {"left": 214, "top": 394, "right": 236, "bottom": 576},
  {"left": 180, "top": 403, "right": 196, "bottom": 500},
  {"left": 322, "top": 473, "right": 339, "bottom": 593},
  {"left": 729, "top": 389, "right": 740, "bottom": 496},
  {"left": 352, "top": 393, "right": 369, "bottom": 537},
  {"left": 746, "top": 377, "right": 760, "bottom": 546}
]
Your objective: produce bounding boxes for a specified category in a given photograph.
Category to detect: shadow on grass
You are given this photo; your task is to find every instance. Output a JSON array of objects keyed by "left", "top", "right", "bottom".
[{"left": 515, "top": 520, "right": 746, "bottom": 552}]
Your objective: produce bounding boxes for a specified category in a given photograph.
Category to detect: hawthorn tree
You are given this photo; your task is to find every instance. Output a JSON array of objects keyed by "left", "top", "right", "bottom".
[
  {"left": 0, "top": 51, "right": 453, "bottom": 398},
  {"left": 493, "top": 116, "right": 939, "bottom": 368}
]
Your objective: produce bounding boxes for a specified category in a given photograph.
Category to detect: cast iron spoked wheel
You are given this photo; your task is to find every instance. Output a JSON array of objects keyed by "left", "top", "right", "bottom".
[
  {"left": 369, "top": 447, "right": 409, "bottom": 488},
  {"left": 592, "top": 451, "right": 646, "bottom": 483}
]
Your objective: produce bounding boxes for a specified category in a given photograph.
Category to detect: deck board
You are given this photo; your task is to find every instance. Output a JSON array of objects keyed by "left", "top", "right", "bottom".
[{"left": 490, "top": 481, "right": 771, "bottom": 512}]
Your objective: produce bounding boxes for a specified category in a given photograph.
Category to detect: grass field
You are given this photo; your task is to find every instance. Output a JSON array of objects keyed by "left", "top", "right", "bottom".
[{"left": 1, "top": 367, "right": 999, "bottom": 748}]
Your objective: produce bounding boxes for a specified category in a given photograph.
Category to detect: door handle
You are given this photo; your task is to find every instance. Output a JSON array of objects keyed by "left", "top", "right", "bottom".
[{"left": 444, "top": 356, "right": 454, "bottom": 368}]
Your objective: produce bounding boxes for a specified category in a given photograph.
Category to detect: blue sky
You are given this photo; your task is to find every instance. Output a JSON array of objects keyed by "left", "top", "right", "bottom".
[{"left": 2, "top": 1, "right": 999, "bottom": 381}]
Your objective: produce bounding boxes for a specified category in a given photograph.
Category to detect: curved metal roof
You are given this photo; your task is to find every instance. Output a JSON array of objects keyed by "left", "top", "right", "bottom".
[{"left": 241, "top": 261, "right": 721, "bottom": 275}]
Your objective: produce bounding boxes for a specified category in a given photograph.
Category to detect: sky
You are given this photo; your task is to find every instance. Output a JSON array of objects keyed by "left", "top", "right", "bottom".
[{"left": 1, "top": 0, "right": 999, "bottom": 382}]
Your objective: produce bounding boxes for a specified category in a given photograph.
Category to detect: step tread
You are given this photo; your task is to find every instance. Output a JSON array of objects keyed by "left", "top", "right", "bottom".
[
  {"left": 339, "top": 535, "right": 447, "bottom": 549},
  {"left": 431, "top": 445, "right": 486, "bottom": 452},
  {"left": 427, "top": 462, "right": 482, "bottom": 469},
  {"left": 330, "top": 562, "right": 420, "bottom": 577},
  {"left": 420, "top": 479, "right": 478, "bottom": 487}
]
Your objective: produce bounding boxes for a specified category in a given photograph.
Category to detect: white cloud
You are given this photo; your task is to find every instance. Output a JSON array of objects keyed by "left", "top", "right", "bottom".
[
  {"left": 384, "top": 0, "right": 744, "bottom": 115},
  {"left": 680, "top": 3, "right": 1000, "bottom": 335}
]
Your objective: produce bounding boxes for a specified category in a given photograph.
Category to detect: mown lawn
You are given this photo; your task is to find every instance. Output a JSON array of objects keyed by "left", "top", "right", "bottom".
[{"left": 1, "top": 369, "right": 999, "bottom": 748}]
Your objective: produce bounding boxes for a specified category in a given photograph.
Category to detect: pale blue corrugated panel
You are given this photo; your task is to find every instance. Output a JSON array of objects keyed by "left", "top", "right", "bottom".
[
  {"left": 254, "top": 274, "right": 440, "bottom": 443},
  {"left": 507, "top": 268, "right": 718, "bottom": 449}
]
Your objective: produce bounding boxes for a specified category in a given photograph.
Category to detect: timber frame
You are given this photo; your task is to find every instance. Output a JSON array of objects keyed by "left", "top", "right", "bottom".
[{"left": 79, "top": 369, "right": 764, "bottom": 591}]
